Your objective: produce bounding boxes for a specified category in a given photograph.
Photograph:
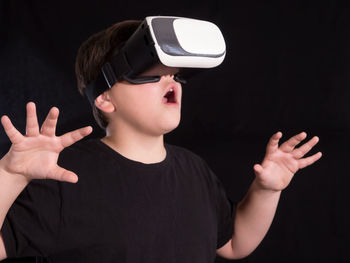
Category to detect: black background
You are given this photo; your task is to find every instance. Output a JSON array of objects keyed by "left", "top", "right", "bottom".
[{"left": 1, "top": 0, "right": 349, "bottom": 262}]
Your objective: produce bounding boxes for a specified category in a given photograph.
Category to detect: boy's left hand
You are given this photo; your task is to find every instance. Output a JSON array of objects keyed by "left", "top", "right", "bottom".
[{"left": 253, "top": 131, "right": 322, "bottom": 192}]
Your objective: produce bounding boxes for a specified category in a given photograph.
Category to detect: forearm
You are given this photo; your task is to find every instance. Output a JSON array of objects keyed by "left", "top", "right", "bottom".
[
  {"left": 0, "top": 154, "right": 29, "bottom": 229},
  {"left": 231, "top": 178, "right": 281, "bottom": 258}
]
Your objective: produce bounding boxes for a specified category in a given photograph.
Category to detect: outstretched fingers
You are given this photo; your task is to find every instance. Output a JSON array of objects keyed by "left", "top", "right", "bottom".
[
  {"left": 26, "top": 102, "right": 40, "bottom": 137},
  {"left": 266, "top": 131, "right": 283, "bottom": 154},
  {"left": 59, "top": 126, "right": 93, "bottom": 149},
  {"left": 293, "top": 136, "right": 320, "bottom": 159},
  {"left": 279, "top": 132, "right": 307, "bottom": 152},
  {"left": 298, "top": 152, "right": 322, "bottom": 169},
  {"left": 1, "top": 115, "right": 24, "bottom": 144},
  {"left": 40, "top": 107, "right": 59, "bottom": 136}
]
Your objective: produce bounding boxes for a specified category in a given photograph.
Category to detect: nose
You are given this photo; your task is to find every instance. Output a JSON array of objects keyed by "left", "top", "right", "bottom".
[
  {"left": 159, "top": 75, "right": 175, "bottom": 84},
  {"left": 161, "top": 74, "right": 175, "bottom": 80},
  {"left": 162, "top": 74, "right": 186, "bottom": 85}
]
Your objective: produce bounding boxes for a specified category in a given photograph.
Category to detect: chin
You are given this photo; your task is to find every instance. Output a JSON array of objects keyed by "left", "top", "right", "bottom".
[{"left": 159, "top": 118, "right": 181, "bottom": 135}]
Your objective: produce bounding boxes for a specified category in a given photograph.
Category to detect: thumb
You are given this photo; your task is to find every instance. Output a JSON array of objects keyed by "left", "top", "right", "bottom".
[
  {"left": 253, "top": 164, "right": 264, "bottom": 175},
  {"left": 47, "top": 165, "right": 79, "bottom": 183}
]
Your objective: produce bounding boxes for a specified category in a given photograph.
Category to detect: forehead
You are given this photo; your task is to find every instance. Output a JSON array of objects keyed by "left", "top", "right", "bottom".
[{"left": 139, "top": 63, "right": 179, "bottom": 76}]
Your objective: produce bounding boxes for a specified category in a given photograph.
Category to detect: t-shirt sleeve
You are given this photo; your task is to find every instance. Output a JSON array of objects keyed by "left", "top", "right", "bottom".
[
  {"left": 1, "top": 179, "right": 62, "bottom": 258},
  {"left": 214, "top": 174, "right": 236, "bottom": 249},
  {"left": 198, "top": 157, "right": 236, "bottom": 250},
  {"left": 184, "top": 149, "right": 237, "bottom": 250}
]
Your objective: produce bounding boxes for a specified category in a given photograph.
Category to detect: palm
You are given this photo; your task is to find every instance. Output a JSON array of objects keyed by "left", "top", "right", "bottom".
[
  {"left": 6, "top": 136, "right": 64, "bottom": 180},
  {"left": 253, "top": 131, "right": 322, "bottom": 191},
  {"left": 1, "top": 102, "right": 92, "bottom": 183}
]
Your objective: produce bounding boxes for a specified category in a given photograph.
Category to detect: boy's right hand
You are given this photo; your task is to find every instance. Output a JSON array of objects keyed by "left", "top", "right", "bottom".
[{"left": 0, "top": 102, "right": 93, "bottom": 183}]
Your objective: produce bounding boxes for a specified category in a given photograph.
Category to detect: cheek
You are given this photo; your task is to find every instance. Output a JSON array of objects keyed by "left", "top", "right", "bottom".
[{"left": 116, "top": 86, "right": 160, "bottom": 114}]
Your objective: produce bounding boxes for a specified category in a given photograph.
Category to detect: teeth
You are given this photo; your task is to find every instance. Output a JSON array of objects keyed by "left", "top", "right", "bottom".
[{"left": 169, "top": 88, "right": 173, "bottom": 92}]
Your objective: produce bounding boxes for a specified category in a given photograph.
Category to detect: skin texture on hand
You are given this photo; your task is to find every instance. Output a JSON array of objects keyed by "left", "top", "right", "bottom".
[
  {"left": 218, "top": 132, "right": 323, "bottom": 260},
  {"left": 253, "top": 131, "right": 322, "bottom": 192},
  {"left": 0, "top": 102, "right": 93, "bottom": 183}
]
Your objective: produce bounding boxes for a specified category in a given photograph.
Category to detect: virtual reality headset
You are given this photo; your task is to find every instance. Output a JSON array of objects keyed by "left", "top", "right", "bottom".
[{"left": 85, "top": 16, "right": 226, "bottom": 105}]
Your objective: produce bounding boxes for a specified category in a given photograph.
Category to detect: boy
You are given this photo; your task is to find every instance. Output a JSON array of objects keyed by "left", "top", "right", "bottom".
[{"left": 0, "top": 19, "right": 322, "bottom": 262}]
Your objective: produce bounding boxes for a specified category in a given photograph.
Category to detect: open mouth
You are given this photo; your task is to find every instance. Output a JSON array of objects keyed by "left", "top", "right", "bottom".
[{"left": 163, "top": 88, "right": 177, "bottom": 104}]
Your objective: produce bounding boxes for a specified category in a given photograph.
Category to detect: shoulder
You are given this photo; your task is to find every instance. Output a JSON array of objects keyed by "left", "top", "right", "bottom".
[
  {"left": 62, "top": 137, "right": 101, "bottom": 153},
  {"left": 59, "top": 137, "right": 107, "bottom": 158},
  {"left": 58, "top": 137, "right": 107, "bottom": 168}
]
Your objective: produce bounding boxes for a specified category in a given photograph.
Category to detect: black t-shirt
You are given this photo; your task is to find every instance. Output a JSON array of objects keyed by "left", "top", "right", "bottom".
[{"left": 1, "top": 139, "right": 236, "bottom": 263}]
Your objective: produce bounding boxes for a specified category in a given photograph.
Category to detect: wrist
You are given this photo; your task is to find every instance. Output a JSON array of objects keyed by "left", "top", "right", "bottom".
[
  {"left": 251, "top": 179, "right": 282, "bottom": 197},
  {"left": 0, "top": 155, "right": 30, "bottom": 231},
  {"left": 0, "top": 155, "right": 30, "bottom": 187}
]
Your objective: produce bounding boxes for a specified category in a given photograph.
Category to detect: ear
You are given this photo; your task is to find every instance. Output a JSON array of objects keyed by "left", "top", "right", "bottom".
[{"left": 94, "top": 91, "right": 116, "bottom": 113}]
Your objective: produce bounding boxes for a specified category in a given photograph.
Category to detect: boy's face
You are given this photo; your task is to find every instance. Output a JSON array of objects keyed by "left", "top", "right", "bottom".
[{"left": 105, "top": 71, "right": 182, "bottom": 136}]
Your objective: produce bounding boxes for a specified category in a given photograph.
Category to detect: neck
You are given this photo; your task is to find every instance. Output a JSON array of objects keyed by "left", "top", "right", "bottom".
[{"left": 101, "top": 122, "right": 166, "bottom": 164}]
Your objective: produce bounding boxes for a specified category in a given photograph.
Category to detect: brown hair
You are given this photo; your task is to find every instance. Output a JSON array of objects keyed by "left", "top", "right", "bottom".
[{"left": 75, "top": 20, "right": 142, "bottom": 130}]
